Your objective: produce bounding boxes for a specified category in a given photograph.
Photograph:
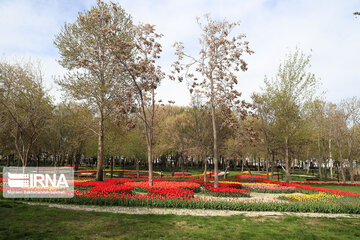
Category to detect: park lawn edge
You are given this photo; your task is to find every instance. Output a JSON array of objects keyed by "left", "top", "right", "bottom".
[{"left": 1, "top": 195, "right": 359, "bottom": 214}]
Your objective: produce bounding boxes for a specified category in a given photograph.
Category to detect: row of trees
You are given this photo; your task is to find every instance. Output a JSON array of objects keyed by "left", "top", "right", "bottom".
[
  {"left": 1, "top": 1, "right": 359, "bottom": 184},
  {"left": 254, "top": 49, "right": 360, "bottom": 183}
]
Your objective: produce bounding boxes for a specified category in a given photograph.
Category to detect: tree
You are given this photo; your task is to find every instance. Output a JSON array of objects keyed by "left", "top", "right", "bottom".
[
  {"left": 307, "top": 100, "right": 336, "bottom": 181},
  {"left": 328, "top": 105, "right": 348, "bottom": 182},
  {"left": 183, "top": 95, "right": 213, "bottom": 182},
  {"left": 341, "top": 97, "right": 360, "bottom": 183},
  {"left": 253, "top": 94, "right": 283, "bottom": 179},
  {"left": 172, "top": 15, "right": 253, "bottom": 187},
  {"left": 259, "top": 48, "right": 319, "bottom": 182},
  {"left": 110, "top": 23, "right": 164, "bottom": 186},
  {"left": 122, "top": 126, "right": 147, "bottom": 178},
  {"left": 46, "top": 102, "right": 94, "bottom": 169},
  {"left": 54, "top": 0, "right": 134, "bottom": 181},
  {"left": 0, "top": 61, "right": 52, "bottom": 167},
  {"left": 159, "top": 111, "right": 193, "bottom": 176}
]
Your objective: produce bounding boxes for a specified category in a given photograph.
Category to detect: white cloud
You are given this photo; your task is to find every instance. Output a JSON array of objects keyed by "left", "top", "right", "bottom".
[{"left": 0, "top": 0, "right": 359, "bottom": 106}]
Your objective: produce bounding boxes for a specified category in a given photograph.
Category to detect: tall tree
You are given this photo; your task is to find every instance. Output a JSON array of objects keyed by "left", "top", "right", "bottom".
[
  {"left": 0, "top": 61, "right": 52, "bottom": 167},
  {"left": 111, "top": 24, "right": 164, "bottom": 186},
  {"left": 172, "top": 15, "right": 253, "bottom": 187},
  {"left": 54, "top": 0, "right": 134, "bottom": 181},
  {"left": 186, "top": 95, "right": 213, "bottom": 182},
  {"left": 259, "top": 48, "right": 319, "bottom": 182},
  {"left": 328, "top": 106, "right": 348, "bottom": 182},
  {"left": 341, "top": 97, "right": 360, "bottom": 183}
]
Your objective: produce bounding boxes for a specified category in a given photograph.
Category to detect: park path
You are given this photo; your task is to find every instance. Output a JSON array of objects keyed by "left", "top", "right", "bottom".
[
  {"left": 24, "top": 202, "right": 360, "bottom": 218},
  {"left": 195, "top": 192, "right": 292, "bottom": 203}
]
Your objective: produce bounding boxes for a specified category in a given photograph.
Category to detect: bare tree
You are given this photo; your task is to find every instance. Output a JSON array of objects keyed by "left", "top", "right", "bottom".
[
  {"left": 54, "top": 0, "right": 133, "bottom": 181},
  {"left": 111, "top": 24, "right": 164, "bottom": 186},
  {"left": 171, "top": 15, "right": 253, "bottom": 187}
]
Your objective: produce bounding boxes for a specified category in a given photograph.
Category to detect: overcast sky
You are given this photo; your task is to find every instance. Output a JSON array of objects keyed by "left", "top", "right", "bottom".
[{"left": 0, "top": 0, "right": 359, "bottom": 106}]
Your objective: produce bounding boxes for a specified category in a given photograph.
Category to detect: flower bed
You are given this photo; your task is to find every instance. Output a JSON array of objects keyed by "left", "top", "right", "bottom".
[
  {"left": 2, "top": 176, "right": 360, "bottom": 214},
  {"left": 123, "top": 173, "right": 148, "bottom": 177},
  {"left": 124, "top": 180, "right": 201, "bottom": 192},
  {"left": 204, "top": 187, "right": 251, "bottom": 197},
  {"left": 148, "top": 188, "right": 194, "bottom": 199},
  {"left": 279, "top": 192, "right": 343, "bottom": 202},
  {"left": 221, "top": 178, "right": 360, "bottom": 197},
  {"left": 235, "top": 174, "right": 267, "bottom": 179},
  {"left": 293, "top": 181, "right": 360, "bottom": 186},
  {"left": 242, "top": 184, "right": 296, "bottom": 193},
  {"left": 7, "top": 192, "right": 360, "bottom": 214},
  {"left": 242, "top": 171, "right": 281, "bottom": 175},
  {"left": 90, "top": 184, "right": 133, "bottom": 194},
  {"left": 205, "top": 182, "right": 242, "bottom": 189},
  {"left": 172, "top": 172, "right": 191, "bottom": 176}
]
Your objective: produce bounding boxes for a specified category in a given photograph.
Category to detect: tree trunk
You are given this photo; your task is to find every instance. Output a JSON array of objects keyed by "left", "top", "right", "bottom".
[
  {"left": 306, "top": 159, "right": 310, "bottom": 174},
  {"left": 266, "top": 150, "right": 269, "bottom": 180},
  {"left": 285, "top": 137, "right": 291, "bottom": 182},
  {"left": 6, "top": 156, "right": 10, "bottom": 167},
  {"left": 96, "top": 115, "right": 105, "bottom": 181},
  {"left": 60, "top": 154, "right": 66, "bottom": 166},
  {"left": 75, "top": 153, "right": 81, "bottom": 171},
  {"left": 147, "top": 144, "right": 153, "bottom": 186},
  {"left": 224, "top": 159, "right": 229, "bottom": 179},
  {"left": 113, "top": 157, "right": 116, "bottom": 176},
  {"left": 324, "top": 157, "right": 328, "bottom": 182},
  {"left": 329, "top": 139, "right": 333, "bottom": 178},
  {"left": 349, "top": 158, "right": 354, "bottom": 183},
  {"left": 317, "top": 137, "right": 322, "bottom": 181},
  {"left": 271, "top": 152, "right": 275, "bottom": 180},
  {"left": 181, "top": 155, "right": 185, "bottom": 177},
  {"left": 340, "top": 165, "right": 346, "bottom": 182},
  {"left": 204, "top": 156, "right": 208, "bottom": 184},
  {"left": 339, "top": 152, "right": 346, "bottom": 182},
  {"left": 36, "top": 153, "right": 41, "bottom": 167},
  {"left": 318, "top": 158, "right": 323, "bottom": 181},
  {"left": 110, "top": 157, "right": 113, "bottom": 178},
  {"left": 136, "top": 160, "right": 140, "bottom": 178},
  {"left": 210, "top": 76, "right": 219, "bottom": 188}
]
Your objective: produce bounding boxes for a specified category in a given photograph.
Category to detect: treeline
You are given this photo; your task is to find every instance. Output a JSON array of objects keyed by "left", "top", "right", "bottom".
[{"left": 1, "top": 1, "right": 359, "bottom": 184}]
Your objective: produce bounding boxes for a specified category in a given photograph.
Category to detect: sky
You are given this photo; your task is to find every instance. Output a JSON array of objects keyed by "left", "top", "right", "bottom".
[{"left": 0, "top": 0, "right": 359, "bottom": 106}]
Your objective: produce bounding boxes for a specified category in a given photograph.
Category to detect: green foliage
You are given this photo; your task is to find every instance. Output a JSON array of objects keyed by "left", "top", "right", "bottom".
[
  {"left": 121, "top": 126, "right": 147, "bottom": 162},
  {"left": 255, "top": 48, "right": 320, "bottom": 182},
  {"left": 262, "top": 48, "right": 318, "bottom": 141},
  {"left": 0, "top": 61, "right": 53, "bottom": 165},
  {"left": 45, "top": 102, "right": 95, "bottom": 157}
]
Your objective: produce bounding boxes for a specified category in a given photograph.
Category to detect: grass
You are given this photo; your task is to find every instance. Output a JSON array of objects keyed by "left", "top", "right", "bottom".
[
  {"left": 310, "top": 184, "right": 360, "bottom": 193},
  {"left": 1, "top": 200, "right": 360, "bottom": 240}
]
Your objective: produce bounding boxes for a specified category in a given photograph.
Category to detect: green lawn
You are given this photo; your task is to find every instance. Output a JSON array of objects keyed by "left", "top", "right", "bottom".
[
  {"left": 1, "top": 200, "right": 359, "bottom": 240},
  {"left": 310, "top": 184, "right": 360, "bottom": 193}
]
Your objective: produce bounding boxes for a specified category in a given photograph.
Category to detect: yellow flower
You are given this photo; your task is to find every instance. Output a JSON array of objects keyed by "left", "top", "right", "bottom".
[
  {"left": 281, "top": 192, "right": 342, "bottom": 202},
  {"left": 75, "top": 179, "right": 93, "bottom": 182},
  {"left": 242, "top": 171, "right": 281, "bottom": 175},
  {"left": 214, "top": 181, "right": 278, "bottom": 186}
]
